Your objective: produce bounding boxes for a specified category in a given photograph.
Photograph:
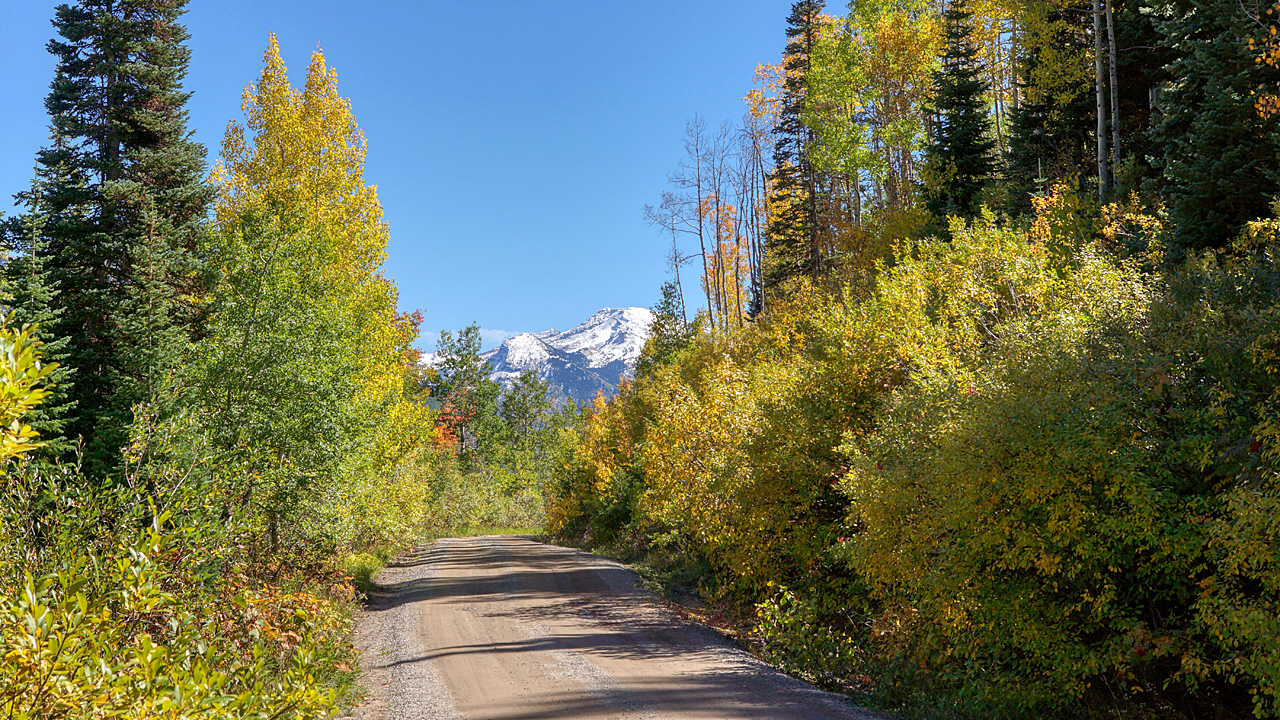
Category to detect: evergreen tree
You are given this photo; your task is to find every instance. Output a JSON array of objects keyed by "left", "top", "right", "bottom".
[
  {"left": 635, "top": 280, "right": 695, "bottom": 381},
  {"left": 924, "top": 0, "right": 997, "bottom": 221},
  {"left": 433, "top": 324, "right": 502, "bottom": 469},
  {"left": 1107, "top": 0, "right": 1174, "bottom": 196},
  {"left": 1003, "top": 1, "right": 1096, "bottom": 214},
  {"left": 1152, "top": 0, "right": 1280, "bottom": 251},
  {"left": 499, "top": 371, "right": 552, "bottom": 449},
  {"left": 0, "top": 168, "right": 77, "bottom": 455},
  {"left": 764, "top": 0, "right": 826, "bottom": 291},
  {"left": 4, "top": 0, "right": 213, "bottom": 476}
]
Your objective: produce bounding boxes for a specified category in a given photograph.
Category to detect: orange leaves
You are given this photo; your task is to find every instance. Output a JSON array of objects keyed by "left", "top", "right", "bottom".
[
  {"left": 745, "top": 62, "right": 785, "bottom": 126},
  {"left": 1250, "top": 2, "right": 1280, "bottom": 117}
]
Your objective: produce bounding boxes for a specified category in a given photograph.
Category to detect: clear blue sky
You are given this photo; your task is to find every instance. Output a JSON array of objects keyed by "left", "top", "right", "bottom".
[{"left": 0, "top": 0, "right": 795, "bottom": 349}]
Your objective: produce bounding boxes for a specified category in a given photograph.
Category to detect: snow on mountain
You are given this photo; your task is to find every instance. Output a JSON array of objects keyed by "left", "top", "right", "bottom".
[
  {"left": 548, "top": 307, "right": 654, "bottom": 369},
  {"left": 487, "top": 332, "right": 556, "bottom": 368},
  {"left": 422, "top": 307, "right": 655, "bottom": 404}
]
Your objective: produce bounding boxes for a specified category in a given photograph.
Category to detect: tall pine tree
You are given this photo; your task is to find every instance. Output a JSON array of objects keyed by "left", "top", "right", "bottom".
[
  {"left": 924, "top": 0, "right": 996, "bottom": 221},
  {"left": 764, "top": 0, "right": 826, "bottom": 292},
  {"left": 2, "top": 0, "right": 212, "bottom": 476},
  {"left": 0, "top": 161, "right": 79, "bottom": 455},
  {"left": 1152, "top": 0, "right": 1280, "bottom": 251}
]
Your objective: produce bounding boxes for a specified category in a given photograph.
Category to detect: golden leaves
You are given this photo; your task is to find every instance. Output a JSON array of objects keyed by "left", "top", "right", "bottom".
[
  {"left": 1251, "top": 2, "right": 1280, "bottom": 118},
  {"left": 211, "top": 34, "right": 407, "bottom": 403},
  {"left": 745, "top": 62, "right": 785, "bottom": 125}
]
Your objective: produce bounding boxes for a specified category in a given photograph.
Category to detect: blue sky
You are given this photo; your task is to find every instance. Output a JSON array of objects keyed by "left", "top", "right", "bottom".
[{"left": 0, "top": 1, "right": 794, "bottom": 349}]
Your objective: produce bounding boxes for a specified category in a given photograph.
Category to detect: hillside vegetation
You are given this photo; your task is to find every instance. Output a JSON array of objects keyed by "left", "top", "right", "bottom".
[
  {"left": 3, "top": 0, "right": 1280, "bottom": 718},
  {"left": 0, "top": 13, "right": 558, "bottom": 717},
  {"left": 548, "top": 0, "right": 1280, "bottom": 717}
]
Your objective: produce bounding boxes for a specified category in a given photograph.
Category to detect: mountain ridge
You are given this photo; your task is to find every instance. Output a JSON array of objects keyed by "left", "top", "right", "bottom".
[{"left": 423, "top": 307, "right": 655, "bottom": 404}]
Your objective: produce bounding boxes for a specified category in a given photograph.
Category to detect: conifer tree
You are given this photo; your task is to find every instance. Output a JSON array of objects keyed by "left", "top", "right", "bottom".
[
  {"left": 1003, "top": 2, "right": 1095, "bottom": 214},
  {"left": 635, "top": 280, "right": 695, "bottom": 381},
  {"left": 2, "top": 0, "right": 212, "bottom": 476},
  {"left": 0, "top": 168, "right": 77, "bottom": 455},
  {"left": 764, "top": 0, "right": 826, "bottom": 291},
  {"left": 924, "top": 0, "right": 997, "bottom": 221},
  {"left": 499, "top": 371, "right": 553, "bottom": 448},
  {"left": 433, "top": 325, "right": 502, "bottom": 468},
  {"left": 1153, "top": 0, "right": 1280, "bottom": 250}
]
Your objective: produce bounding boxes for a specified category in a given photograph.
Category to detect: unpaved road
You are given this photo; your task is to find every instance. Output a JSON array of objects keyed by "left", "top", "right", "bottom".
[{"left": 349, "top": 535, "right": 882, "bottom": 720}]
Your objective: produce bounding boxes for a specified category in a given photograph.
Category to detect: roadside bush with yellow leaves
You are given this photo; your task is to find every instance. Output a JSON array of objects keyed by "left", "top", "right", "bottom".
[
  {"left": 550, "top": 191, "right": 1280, "bottom": 718},
  {"left": 545, "top": 387, "right": 648, "bottom": 544},
  {"left": 838, "top": 215, "right": 1280, "bottom": 715},
  {"left": 0, "top": 517, "right": 342, "bottom": 719},
  {"left": 0, "top": 320, "right": 350, "bottom": 719},
  {"left": 0, "top": 320, "right": 57, "bottom": 465}
]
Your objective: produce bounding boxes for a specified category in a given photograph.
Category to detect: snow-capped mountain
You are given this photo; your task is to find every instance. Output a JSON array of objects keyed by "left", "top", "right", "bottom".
[{"left": 425, "top": 307, "right": 655, "bottom": 404}]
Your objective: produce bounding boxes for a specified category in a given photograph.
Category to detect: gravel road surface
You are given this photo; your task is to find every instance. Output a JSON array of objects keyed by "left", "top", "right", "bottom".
[{"left": 349, "top": 535, "right": 882, "bottom": 720}]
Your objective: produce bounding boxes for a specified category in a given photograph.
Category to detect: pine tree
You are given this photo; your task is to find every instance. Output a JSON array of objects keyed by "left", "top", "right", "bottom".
[
  {"left": 5, "top": 0, "right": 212, "bottom": 476},
  {"left": 0, "top": 166, "right": 78, "bottom": 455},
  {"left": 1003, "top": 1, "right": 1095, "bottom": 214},
  {"left": 635, "top": 280, "right": 695, "bottom": 381},
  {"left": 432, "top": 324, "right": 502, "bottom": 469},
  {"left": 499, "top": 371, "right": 552, "bottom": 448},
  {"left": 1152, "top": 0, "right": 1280, "bottom": 251},
  {"left": 924, "top": 0, "right": 997, "bottom": 221},
  {"left": 1108, "top": 0, "right": 1174, "bottom": 196},
  {"left": 764, "top": 0, "right": 826, "bottom": 292}
]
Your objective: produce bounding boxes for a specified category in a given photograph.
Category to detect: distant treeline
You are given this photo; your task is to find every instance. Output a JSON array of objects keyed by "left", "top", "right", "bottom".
[
  {"left": 552, "top": 1, "right": 1280, "bottom": 718},
  {"left": 0, "top": 3, "right": 557, "bottom": 716}
]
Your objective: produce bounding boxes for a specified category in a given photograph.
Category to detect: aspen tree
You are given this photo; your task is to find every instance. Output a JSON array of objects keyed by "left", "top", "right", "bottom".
[
  {"left": 1093, "top": 0, "right": 1109, "bottom": 200},
  {"left": 202, "top": 36, "right": 414, "bottom": 548}
]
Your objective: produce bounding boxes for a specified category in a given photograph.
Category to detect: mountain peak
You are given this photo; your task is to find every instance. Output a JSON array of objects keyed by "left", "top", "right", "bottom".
[
  {"left": 426, "top": 307, "right": 655, "bottom": 404},
  {"left": 492, "top": 307, "right": 654, "bottom": 402}
]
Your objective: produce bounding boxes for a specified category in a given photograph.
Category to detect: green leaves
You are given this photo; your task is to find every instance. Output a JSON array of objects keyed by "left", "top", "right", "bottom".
[
  {"left": 549, "top": 199, "right": 1280, "bottom": 716},
  {"left": 0, "top": 319, "right": 58, "bottom": 466},
  {"left": 0, "top": 523, "right": 341, "bottom": 719}
]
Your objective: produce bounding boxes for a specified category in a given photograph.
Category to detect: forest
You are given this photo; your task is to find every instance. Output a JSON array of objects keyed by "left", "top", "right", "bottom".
[
  {"left": 2, "top": 0, "right": 1279, "bottom": 718},
  {"left": 0, "top": 2, "right": 562, "bottom": 716},
  {"left": 549, "top": 0, "right": 1280, "bottom": 718}
]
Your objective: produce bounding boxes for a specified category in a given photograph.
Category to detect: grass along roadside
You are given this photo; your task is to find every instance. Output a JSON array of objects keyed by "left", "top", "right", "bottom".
[{"left": 343, "top": 526, "right": 542, "bottom": 595}]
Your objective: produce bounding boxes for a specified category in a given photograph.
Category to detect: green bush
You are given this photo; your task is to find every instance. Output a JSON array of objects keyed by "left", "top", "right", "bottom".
[
  {"left": 548, "top": 201, "right": 1280, "bottom": 717},
  {"left": 342, "top": 553, "right": 384, "bottom": 595},
  {"left": 0, "top": 514, "right": 341, "bottom": 719}
]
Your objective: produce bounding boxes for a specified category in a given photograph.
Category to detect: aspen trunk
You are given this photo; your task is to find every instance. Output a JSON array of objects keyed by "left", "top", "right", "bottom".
[
  {"left": 671, "top": 229, "right": 687, "bottom": 325},
  {"left": 1093, "top": 0, "right": 1109, "bottom": 202},
  {"left": 1106, "top": 0, "right": 1121, "bottom": 168},
  {"left": 854, "top": 171, "right": 862, "bottom": 229},
  {"left": 689, "top": 121, "right": 715, "bottom": 329},
  {"left": 1011, "top": 18, "right": 1020, "bottom": 111}
]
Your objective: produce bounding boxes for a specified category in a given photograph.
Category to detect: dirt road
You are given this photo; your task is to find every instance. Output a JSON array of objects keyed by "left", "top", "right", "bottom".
[{"left": 350, "top": 535, "right": 882, "bottom": 720}]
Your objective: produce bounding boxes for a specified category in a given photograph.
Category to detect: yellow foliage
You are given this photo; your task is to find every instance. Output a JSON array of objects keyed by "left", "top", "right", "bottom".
[
  {"left": 640, "top": 357, "right": 757, "bottom": 554},
  {"left": 0, "top": 322, "right": 56, "bottom": 467},
  {"left": 545, "top": 388, "right": 643, "bottom": 537},
  {"left": 1019, "top": 4, "right": 1093, "bottom": 120},
  {"left": 744, "top": 62, "right": 785, "bottom": 127},
  {"left": 211, "top": 34, "right": 409, "bottom": 406},
  {"left": 1251, "top": 2, "right": 1280, "bottom": 117}
]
